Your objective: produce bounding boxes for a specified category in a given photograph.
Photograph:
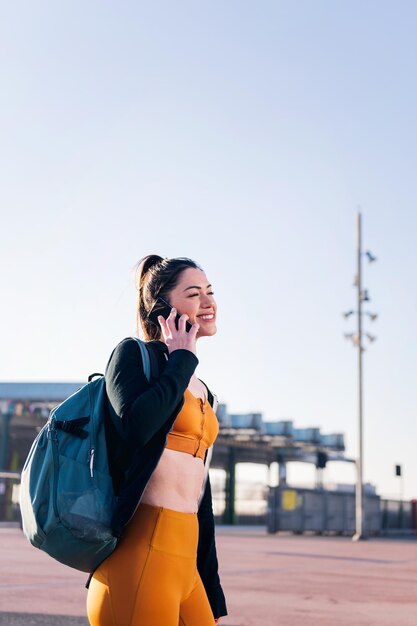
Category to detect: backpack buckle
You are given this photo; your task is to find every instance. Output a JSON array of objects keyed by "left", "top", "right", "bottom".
[{"left": 54, "top": 417, "right": 90, "bottom": 440}]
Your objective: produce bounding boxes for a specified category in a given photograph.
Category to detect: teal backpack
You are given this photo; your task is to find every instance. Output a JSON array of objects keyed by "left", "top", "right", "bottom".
[{"left": 19, "top": 337, "right": 153, "bottom": 573}]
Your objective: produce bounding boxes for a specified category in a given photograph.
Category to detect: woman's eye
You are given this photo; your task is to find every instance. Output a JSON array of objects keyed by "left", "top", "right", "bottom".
[{"left": 189, "top": 291, "right": 215, "bottom": 297}]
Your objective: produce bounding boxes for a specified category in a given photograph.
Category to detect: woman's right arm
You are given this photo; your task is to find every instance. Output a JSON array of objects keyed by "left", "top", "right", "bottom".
[{"left": 105, "top": 337, "right": 198, "bottom": 448}]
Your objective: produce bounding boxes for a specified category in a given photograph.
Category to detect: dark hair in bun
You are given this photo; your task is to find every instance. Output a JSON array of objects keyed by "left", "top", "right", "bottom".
[{"left": 134, "top": 255, "right": 203, "bottom": 341}]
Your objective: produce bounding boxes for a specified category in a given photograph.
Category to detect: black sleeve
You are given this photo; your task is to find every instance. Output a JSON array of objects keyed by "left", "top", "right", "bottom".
[
  {"left": 105, "top": 337, "right": 199, "bottom": 448},
  {"left": 197, "top": 474, "right": 228, "bottom": 619}
]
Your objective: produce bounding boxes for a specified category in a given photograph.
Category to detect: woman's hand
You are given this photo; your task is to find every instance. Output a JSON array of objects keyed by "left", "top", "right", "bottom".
[{"left": 158, "top": 307, "right": 199, "bottom": 357}]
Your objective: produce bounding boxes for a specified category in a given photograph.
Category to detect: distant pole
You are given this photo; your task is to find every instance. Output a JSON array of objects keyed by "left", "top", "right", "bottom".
[
  {"left": 353, "top": 212, "right": 364, "bottom": 541},
  {"left": 0, "top": 413, "right": 11, "bottom": 471},
  {"left": 343, "top": 212, "right": 377, "bottom": 540}
]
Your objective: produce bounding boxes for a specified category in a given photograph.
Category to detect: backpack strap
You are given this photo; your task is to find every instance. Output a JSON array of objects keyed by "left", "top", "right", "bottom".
[
  {"left": 145, "top": 343, "right": 160, "bottom": 382},
  {"left": 131, "top": 337, "right": 161, "bottom": 383},
  {"left": 131, "top": 337, "right": 151, "bottom": 382}
]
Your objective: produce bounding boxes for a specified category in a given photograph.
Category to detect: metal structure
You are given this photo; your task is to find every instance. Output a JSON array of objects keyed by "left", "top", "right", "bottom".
[{"left": 1, "top": 383, "right": 414, "bottom": 534}]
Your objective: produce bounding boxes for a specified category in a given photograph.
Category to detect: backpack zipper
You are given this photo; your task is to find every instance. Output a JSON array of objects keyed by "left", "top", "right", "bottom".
[
  {"left": 87, "top": 383, "right": 97, "bottom": 478},
  {"left": 49, "top": 424, "right": 60, "bottom": 520},
  {"left": 89, "top": 448, "right": 95, "bottom": 478}
]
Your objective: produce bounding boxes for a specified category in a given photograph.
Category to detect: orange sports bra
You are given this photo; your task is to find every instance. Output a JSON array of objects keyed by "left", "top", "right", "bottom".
[{"left": 165, "top": 387, "right": 219, "bottom": 461}]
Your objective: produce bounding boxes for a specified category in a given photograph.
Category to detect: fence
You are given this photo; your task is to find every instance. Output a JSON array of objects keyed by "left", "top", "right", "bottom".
[
  {"left": 381, "top": 498, "right": 415, "bottom": 531},
  {"left": 1, "top": 476, "right": 415, "bottom": 532},
  {"left": 267, "top": 486, "right": 416, "bottom": 535}
]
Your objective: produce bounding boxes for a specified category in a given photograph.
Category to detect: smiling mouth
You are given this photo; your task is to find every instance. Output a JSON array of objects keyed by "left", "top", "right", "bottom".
[{"left": 197, "top": 314, "right": 215, "bottom": 321}]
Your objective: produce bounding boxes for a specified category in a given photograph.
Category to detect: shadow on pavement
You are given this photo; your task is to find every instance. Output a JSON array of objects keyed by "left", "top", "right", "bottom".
[{"left": 0, "top": 614, "right": 88, "bottom": 625}]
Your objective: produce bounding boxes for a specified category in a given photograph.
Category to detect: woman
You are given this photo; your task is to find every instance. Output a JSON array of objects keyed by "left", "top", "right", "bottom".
[{"left": 87, "top": 255, "right": 228, "bottom": 626}]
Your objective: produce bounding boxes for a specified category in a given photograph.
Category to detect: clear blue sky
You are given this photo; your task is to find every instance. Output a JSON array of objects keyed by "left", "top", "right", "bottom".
[{"left": 1, "top": 1, "right": 416, "bottom": 499}]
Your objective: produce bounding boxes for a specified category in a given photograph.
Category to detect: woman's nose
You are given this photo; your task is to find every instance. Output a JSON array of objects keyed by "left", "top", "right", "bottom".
[{"left": 202, "top": 294, "right": 214, "bottom": 306}]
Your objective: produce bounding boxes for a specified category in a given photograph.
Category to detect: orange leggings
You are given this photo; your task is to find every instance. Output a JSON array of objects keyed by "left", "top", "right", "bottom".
[{"left": 86, "top": 502, "right": 216, "bottom": 626}]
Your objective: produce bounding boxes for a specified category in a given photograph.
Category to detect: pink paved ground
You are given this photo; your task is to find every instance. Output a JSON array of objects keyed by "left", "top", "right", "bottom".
[{"left": 0, "top": 526, "right": 416, "bottom": 625}]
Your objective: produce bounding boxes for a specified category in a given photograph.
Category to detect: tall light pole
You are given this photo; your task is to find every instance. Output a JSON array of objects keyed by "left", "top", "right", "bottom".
[
  {"left": 343, "top": 211, "right": 378, "bottom": 541},
  {"left": 355, "top": 213, "right": 364, "bottom": 541}
]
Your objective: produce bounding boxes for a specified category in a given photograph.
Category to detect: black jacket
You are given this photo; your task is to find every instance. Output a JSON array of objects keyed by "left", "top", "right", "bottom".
[{"left": 103, "top": 337, "right": 228, "bottom": 620}]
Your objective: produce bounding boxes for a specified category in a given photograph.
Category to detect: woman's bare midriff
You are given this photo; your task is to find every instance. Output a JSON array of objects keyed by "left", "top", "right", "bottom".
[
  {"left": 140, "top": 377, "right": 209, "bottom": 514},
  {"left": 139, "top": 448, "right": 206, "bottom": 513}
]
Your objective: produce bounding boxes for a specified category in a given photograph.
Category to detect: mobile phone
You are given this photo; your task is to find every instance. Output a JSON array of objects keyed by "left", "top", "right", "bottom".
[{"left": 148, "top": 296, "right": 194, "bottom": 333}]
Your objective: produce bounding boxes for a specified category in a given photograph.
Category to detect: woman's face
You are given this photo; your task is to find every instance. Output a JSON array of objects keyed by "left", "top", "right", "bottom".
[{"left": 166, "top": 267, "right": 217, "bottom": 339}]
